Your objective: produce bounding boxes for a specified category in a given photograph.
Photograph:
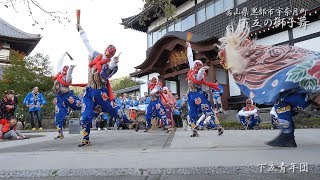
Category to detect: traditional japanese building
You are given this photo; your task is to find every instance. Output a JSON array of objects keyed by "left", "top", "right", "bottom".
[
  {"left": 122, "top": 0, "right": 320, "bottom": 109},
  {"left": 114, "top": 85, "right": 140, "bottom": 97},
  {"left": 0, "top": 18, "right": 41, "bottom": 78}
]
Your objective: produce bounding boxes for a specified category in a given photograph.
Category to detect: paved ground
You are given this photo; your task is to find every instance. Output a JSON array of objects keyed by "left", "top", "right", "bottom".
[
  {"left": 0, "top": 128, "right": 320, "bottom": 179},
  {"left": 2, "top": 174, "right": 320, "bottom": 180}
]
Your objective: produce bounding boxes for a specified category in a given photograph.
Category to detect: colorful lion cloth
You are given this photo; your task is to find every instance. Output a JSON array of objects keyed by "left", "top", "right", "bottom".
[
  {"left": 218, "top": 19, "right": 320, "bottom": 147},
  {"left": 218, "top": 20, "right": 320, "bottom": 105}
]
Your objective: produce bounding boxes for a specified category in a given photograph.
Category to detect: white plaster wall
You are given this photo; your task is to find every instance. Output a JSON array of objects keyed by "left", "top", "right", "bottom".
[
  {"left": 0, "top": 42, "right": 10, "bottom": 61},
  {"left": 165, "top": 80, "right": 177, "bottom": 94},
  {"left": 139, "top": 75, "right": 149, "bottom": 98},
  {"left": 148, "top": 18, "right": 167, "bottom": 32},
  {"left": 0, "top": 49, "right": 10, "bottom": 59},
  {"left": 292, "top": 20, "right": 320, "bottom": 39},
  {"left": 255, "top": 30, "right": 289, "bottom": 45},
  {"left": 294, "top": 37, "right": 320, "bottom": 52},
  {"left": 216, "top": 68, "right": 228, "bottom": 85},
  {"left": 228, "top": 72, "right": 241, "bottom": 96}
]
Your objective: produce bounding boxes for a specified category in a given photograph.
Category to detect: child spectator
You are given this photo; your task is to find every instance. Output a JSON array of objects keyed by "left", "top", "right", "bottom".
[
  {"left": 0, "top": 118, "right": 10, "bottom": 139},
  {"left": 1, "top": 116, "right": 26, "bottom": 140}
]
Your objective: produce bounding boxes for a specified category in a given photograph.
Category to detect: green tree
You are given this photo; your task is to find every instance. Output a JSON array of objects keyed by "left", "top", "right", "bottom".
[
  {"left": 140, "top": 0, "right": 176, "bottom": 26},
  {"left": 0, "top": 51, "right": 54, "bottom": 124},
  {"left": 111, "top": 76, "right": 139, "bottom": 91}
]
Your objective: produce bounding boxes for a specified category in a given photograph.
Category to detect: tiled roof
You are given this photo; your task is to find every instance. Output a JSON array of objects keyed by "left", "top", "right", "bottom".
[
  {"left": 114, "top": 85, "right": 140, "bottom": 94},
  {"left": 0, "top": 18, "right": 41, "bottom": 39},
  {"left": 121, "top": 0, "right": 188, "bottom": 32}
]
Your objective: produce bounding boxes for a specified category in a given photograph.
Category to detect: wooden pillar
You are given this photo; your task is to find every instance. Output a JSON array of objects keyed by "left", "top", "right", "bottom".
[
  {"left": 176, "top": 78, "right": 180, "bottom": 96},
  {"left": 206, "top": 61, "right": 216, "bottom": 104},
  {"left": 159, "top": 75, "right": 166, "bottom": 86}
]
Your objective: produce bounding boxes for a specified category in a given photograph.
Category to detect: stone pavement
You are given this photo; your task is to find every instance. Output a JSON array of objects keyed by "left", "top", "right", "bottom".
[{"left": 0, "top": 129, "right": 320, "bottom": 179}]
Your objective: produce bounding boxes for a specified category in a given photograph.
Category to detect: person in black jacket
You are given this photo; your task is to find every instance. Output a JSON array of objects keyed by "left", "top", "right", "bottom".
[{"left": 0, "top": 90, "right": 17, "bottom": 120}]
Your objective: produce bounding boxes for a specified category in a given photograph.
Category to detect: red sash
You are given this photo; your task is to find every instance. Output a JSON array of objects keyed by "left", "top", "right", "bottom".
[
  {"left": 148, "top": 82, "right": 167, "bottom": 103},
  {"left": 88, "top": 54, "right": 111, "bottom": 73},
  {"left": 53, "top": 73, "right": 71, "bottom": 87},
  {"left": 54, "top": 73, "right": 87, "bottom": 87},
  {"left": 187, "top": 70, "right": 219, "bottom": 90},
  {"left": 70, "top": 84, "right": 87, "bottom": 87},
  {"left": 245, "top": 105, "right": 256, "bottom": 111},
  {"left": 106, "top": 79, "right": 115, "bottom": 101}
]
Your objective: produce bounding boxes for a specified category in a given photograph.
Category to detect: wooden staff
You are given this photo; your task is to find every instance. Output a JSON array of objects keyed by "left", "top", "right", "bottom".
[
  {"left": 76, "top": 9, "right": 81, "bottom": 31},
  {"left": 65, "top": 52, "right": 74, "bottom": 61},
  {"left": 186, "top": 32, "right": 193, "bottom": 42}
]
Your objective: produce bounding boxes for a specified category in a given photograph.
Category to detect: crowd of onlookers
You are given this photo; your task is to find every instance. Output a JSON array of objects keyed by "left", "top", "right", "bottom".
[
  {"left": 0, "top": 83, "right": 284, "bottom": 141},
  {"left": 0, "top": 87, "right": 46, "bottom": 140},
  {"left": 94, "top": 91, "right": 189, "bottom": 131}
]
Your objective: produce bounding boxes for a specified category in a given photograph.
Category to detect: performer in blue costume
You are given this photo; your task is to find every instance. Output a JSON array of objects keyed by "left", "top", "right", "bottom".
[
  {"left": 77, "top": 24, "right": 122, "bottom": 147},
  {"left": 211, "top": 80, "right": 224, "bottom": 113},
  {"left": 237, "top": 99, "right": 260, "bottom": 130},
  {"left": 53, "top": 52, "right": 82, "bottom": 139},
  {"left": 219, "top": 19, "right": 320, "bottom": 147},
  {"left": 186, "top": 41, "right": 223, "bottom": 137},
  {"left": 133, "top": 77, "right": 169, "bottom": 132}
]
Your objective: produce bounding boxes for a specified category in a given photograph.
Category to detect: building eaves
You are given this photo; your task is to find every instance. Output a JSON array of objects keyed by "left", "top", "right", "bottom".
[
  {"left": 121, "top": 0, "right": 189, "bottom": 32},
  {"left": 0, "top": 18, "right": 41, "bottom": 40},
  {"left": 114, "top": 85, "right": 140, "bottom": 94}
]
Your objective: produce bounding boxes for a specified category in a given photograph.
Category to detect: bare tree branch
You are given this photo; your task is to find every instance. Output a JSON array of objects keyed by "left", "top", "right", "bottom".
[
  {"left": 9, "top": 0, "right": 18, "bottom": 12},
  {"left": 0, "top": 0, "right": 71, "bottom": 28},
  {"left": 0, "top": 0, "right": 10, "bottom": 4},
  {"left": 26, "top": 0, "right": 38, "bottom": 26},
  {"left": 30, "top": 0, "right": 62, "bottom": 14}
]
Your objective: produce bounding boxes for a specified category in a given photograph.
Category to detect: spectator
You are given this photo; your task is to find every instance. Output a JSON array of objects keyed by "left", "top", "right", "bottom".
[
  {"left": 212, "top": 80, "right": 224, "bottom": 113},
  {"left": 238, "top": 99, "right": 260, "bottom": 130},
  {"left": 0, "top": 118, "right": 10, "bottom": 139},
  {"left": 23, "top": 87, "right": 46, "bottom": 131},
  {"left": 131, "top": 95, "right": 140, "bottom": 108},
  {"left": 178, "top": 93, "right": 189, "bottom": 130},
  {"left": 114, "top": 93, "right": 121, "bottom": 105},
  {"left": 161, "top": 87, "right": 176, "bottom": 128},
  {"left": 0, "top": 90, "right": 17, "bottom": 120},
  {"left": 1, "top": 116, "right": 26, "bottom": 140},
  {"left": 120, "top": 93, "right": 131, "bottom": 109},
  {"left": 141, "top": 92, "right": 151, "bottom": 105},
  {"left": 112, "top": 92, "right": 131, "bottom": 129},
  {"left": 96, "top": 112, "right": 109, "bottom": 131},
  {"left": 182, "top": 94, "right": 187, "bottom": 102},
  {"left": 173, "top": 94, "right": 183, "bottom": 128}
]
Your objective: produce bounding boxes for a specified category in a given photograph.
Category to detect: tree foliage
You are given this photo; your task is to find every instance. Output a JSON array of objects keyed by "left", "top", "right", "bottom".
[
  {"left": 140, "top": 0, "right": 176, "bottom": 26},
  {"left": 111, "top": 76, "right": 139, "bottom": 91},
  {"left": 0, "top": 51, "right": 55, "bottom": 121}
]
